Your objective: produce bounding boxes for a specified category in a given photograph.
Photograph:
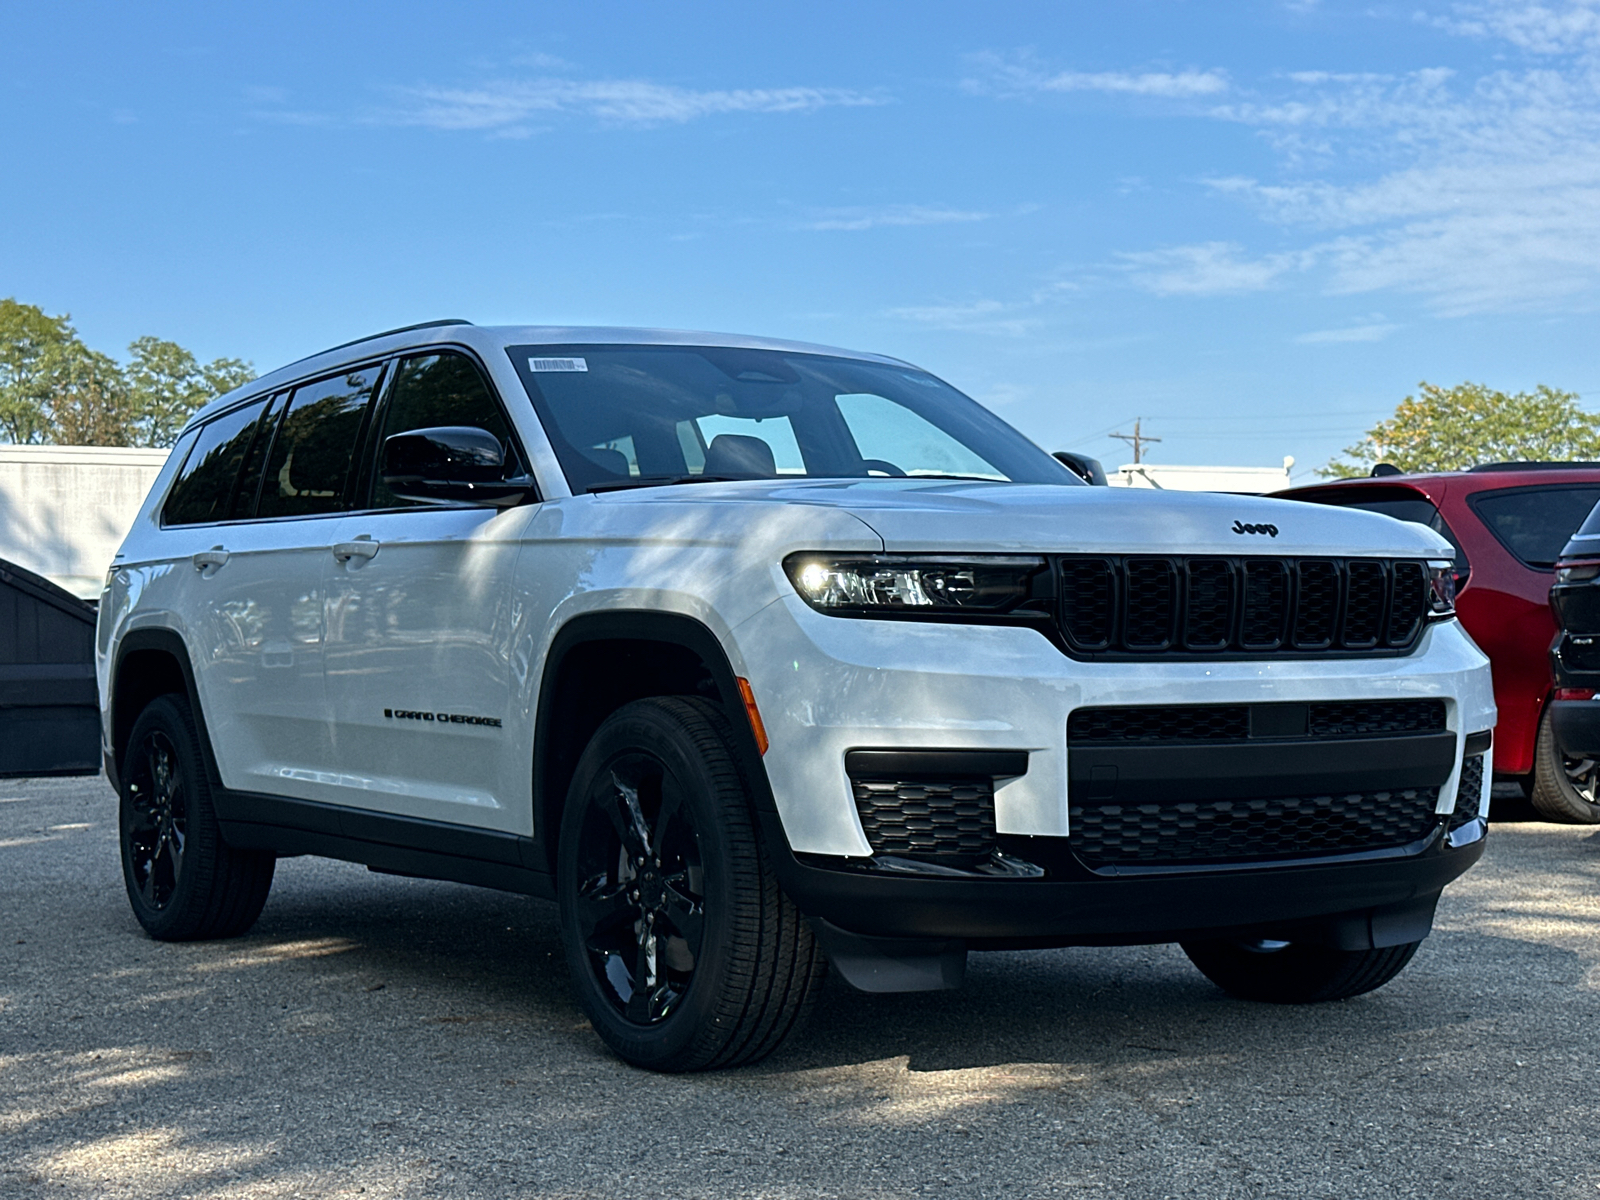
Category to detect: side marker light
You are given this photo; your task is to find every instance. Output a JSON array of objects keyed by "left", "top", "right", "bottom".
[{"left": 736, "top": 677, "right": 769, "bottom": 755}]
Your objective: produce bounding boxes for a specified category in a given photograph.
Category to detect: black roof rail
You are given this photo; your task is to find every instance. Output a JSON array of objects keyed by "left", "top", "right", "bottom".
[
  {"left": 314, "top": 318, "right": 474, "bottom": 358},
  {"left": 1468, "top": 461, "right": 1600, "bottom": 472}
]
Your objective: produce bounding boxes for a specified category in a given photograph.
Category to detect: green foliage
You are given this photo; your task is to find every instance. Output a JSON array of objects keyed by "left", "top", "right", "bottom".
[
  {"left": 1322, "top": 381, "right": 1600, "bottom": 478},
  {"left": 0, "top": 298, "right": 254, "bottom": 448}
]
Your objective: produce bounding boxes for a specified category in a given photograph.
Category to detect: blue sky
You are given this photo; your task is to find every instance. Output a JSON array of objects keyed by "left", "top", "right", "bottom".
[{"left": 4, "top": 1, "right": 1599, "bottom": 477}]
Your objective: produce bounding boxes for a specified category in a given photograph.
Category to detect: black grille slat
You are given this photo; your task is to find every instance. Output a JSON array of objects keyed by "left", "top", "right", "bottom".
[
  {"left": 1450, "top": 755, "right": 1485, "bottom": 830},
  {"left": 853, "top": 777, "right": 997, "bottom": 865},
  {"left": 1060, "top": 558, "right": 1115, "bottom": 650},
  {"left": 1240, "top": 560, "right": 1289, "bottom": 649},
  {"left": 1293, "top": 561, "right": 1340, "bottom": 650},
  {"left": 1069, "top": 788, "right": 1441, "bottom": 866},
  {"left": 1124, "top": 559, "right": 1177, "bottom": 650},
  {"left": 1184, "top": 559, "right": 1234, "bottom": 650},
  {"left": 1056, "top": 555, "right": 1431, "bottom": 658}
]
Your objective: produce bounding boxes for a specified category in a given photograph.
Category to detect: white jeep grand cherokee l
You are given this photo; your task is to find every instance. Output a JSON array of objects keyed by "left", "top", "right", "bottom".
[{"left": 98, "top": 321, "right": 1496, "bottom": 1071}]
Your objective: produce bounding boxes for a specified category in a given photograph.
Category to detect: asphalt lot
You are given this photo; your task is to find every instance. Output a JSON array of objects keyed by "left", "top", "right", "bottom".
[{"left": 2, "top": 774, "right": 1598, "bottom": 1199}]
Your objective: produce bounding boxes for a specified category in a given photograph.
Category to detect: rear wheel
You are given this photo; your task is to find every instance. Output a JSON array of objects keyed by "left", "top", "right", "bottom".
[
  {"left": 1181, "top": 937, "right": 1422, "bottom": 1003},
  {"left": 557, "top": 696, "right": 825, "bottom": 1071},
  {"left": 1530, "top": 708, "right": 1600, "bottom": 824},
  {"left": 119, "top": 694, "right": 275, "bottom": 940}
]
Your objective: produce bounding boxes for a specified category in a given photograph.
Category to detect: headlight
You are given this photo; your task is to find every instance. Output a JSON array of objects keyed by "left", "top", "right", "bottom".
[
  {"left": 1427, "top": 561, "right": 1456, "bottom": 619},
  {"left": 783, "top": 554, "right": 1046, "bottom": 616}
]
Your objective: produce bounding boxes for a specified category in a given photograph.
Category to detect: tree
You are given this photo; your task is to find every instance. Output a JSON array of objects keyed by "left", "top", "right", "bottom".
[
  {"left": 1322, "top": 381, "right": 1600, "bottom": 478},
  {"left": 0, "top": 297, "right": 254, "bottom": 448},
  {"left": 127, "top": 336, "right": 255, "bottom": 447}
]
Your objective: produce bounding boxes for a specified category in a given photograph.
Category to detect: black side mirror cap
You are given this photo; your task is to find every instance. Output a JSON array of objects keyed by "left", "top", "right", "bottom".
[
  {"left": 1052, "top": 450, "right": 1108, "bottom": 486},
  {"left": 380, "top": 426, "right": 534, "bottom": 507}
]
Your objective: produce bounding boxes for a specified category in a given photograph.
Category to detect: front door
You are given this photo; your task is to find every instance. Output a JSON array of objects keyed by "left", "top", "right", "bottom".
[{"left": 320, "top": 351, "right": 534, "bottom": 832}]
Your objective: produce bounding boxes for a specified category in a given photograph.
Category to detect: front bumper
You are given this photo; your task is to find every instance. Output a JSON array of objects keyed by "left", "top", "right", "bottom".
[
  {"left": 761, "top": 807, "right": 1485, "bottom": 947},
  {"left": 734, "top": 599, "right": 1497, "bottom": 858}
]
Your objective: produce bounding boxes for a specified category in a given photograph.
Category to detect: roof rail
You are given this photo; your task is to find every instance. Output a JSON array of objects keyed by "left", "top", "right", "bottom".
[
  {"left": 1468, "top": 461, "right": 1600, "bottom": 472},
  {"left": 315, "top": 318, "right": 474, "bottom": 357}
]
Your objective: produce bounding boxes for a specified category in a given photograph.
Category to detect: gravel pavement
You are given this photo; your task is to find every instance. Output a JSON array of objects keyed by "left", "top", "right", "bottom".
[{"left": 2, "top": 773, "right": 1598, "bottom": 1199}]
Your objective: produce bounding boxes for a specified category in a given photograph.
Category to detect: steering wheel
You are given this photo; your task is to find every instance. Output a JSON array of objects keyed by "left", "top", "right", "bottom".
[{"left": 861, "top": 459, "right": 907, "bottom": 477}]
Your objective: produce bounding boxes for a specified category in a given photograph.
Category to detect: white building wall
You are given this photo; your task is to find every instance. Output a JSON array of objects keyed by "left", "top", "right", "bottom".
[
  {"left": 0, "top": 445, "right": 170, "bottom": 599},
  {"left": 1108, "top": 457, "right": 1295, "bottom": 494}
]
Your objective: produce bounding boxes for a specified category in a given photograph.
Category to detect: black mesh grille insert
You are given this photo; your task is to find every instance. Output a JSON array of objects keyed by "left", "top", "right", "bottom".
[
  {"left": 853, "top": 777, "right": 997, "bottom": 865},
  {"left": 1060, "top": 558, "right": 1114, "bottom": 650},
  {"left": 1069, "top": 705, "right": 1250, "bottom": 743},
  {"left": 1055, "top": 556, "right": 1430, "bottom": 658},
  {"left": 1307, "top": 700, "right": 1446, "bottom": 737},
  {"left": 1069, "top": 788, "right": 1441, "bottom": 866},
  {"left": 1451, "top": 755, "right": 1485, "bottom": 830},
  {"left": 1071, "top": 699, "right": 1446, "bottom": 743}
]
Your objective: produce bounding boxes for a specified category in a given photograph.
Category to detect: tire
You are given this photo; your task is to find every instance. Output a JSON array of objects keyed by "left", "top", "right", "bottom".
[
  {"left": 119, "top": 693, "right": 275, "bottom": 941},
  {"left": 1181, "top": 937, "right": 1422, "bottom": 1003},
  {"left": 556, "top": 696, "right": 826, "bottom": 1072},
  {"left": 1529, "top": 708, "right": 1600, "bottom": 824}
]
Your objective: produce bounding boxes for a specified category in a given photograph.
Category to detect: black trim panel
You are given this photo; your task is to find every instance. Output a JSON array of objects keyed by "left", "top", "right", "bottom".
[
  {"left": 1066, "top": 732, "right": 1457, "bottom": 803},
  {"left": 845, "top": 749, "right": 1029, "bottom": 778},
  {"left": 215, "top": 789, "right": 553, "bottom": 899}
]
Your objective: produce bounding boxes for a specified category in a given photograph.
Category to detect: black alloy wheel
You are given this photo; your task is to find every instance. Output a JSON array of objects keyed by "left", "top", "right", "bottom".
[
  {"left": 572, "top": 760, "right": 706, "bottom": 1025},
  {"left": 557, "top": 696, "right": 826, "bottom": 1072},
  {"left": 119, "top": 693, "right": 276, "bottom": 940},
  {"left": 125, "top": 728, "right": 188, "bottom": 912}
]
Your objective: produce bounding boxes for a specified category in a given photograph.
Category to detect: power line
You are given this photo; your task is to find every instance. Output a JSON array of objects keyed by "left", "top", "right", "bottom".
[{"left": 1109, "top": 418, "right": 1161, "bottom": 464}]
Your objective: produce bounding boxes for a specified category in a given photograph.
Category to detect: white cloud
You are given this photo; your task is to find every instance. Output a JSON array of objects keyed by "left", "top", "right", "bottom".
[
  {"left": 965, "top": 52, "right": 1229, "bottom": 99},
  {"left": 1429, "top": 1, "right": 1600, "bottom": 54},
  {"left": 388, "top": 78, "right": 886, "bottom": 131},
  {"left": 1118, "top": 242, "right": 1311, "bottom": 296},
  {"left": 1293, "top": 320, "right": 1401, "bottom": 343},
  {"left": 801, "top": 205, "right": 991, "bottom": 232},
  {"left": 885, "top": 299, "right": 1043, "bottom": 337}
]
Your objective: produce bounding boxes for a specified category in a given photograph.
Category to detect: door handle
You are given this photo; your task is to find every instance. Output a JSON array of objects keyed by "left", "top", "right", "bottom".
[
  {"left": 192, "top": 547, "right": 229, "bottom": 575},
  {"left": 332, "top": 538, "right": 380, "bottom": 564}
]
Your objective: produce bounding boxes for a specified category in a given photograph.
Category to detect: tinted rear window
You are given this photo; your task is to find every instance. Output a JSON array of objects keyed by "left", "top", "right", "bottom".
[
  {"left": 257, "top": 366, "right": 382, "bottom": 519},
  {"left": 162, "top": 399, "right": 270, "bottom": 526},
  {"left": 1470, "top": 486, "right": 1600, "bottom": 568}
]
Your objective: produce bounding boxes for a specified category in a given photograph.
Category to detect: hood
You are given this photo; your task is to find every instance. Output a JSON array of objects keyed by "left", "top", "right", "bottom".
[{"left": 598, "top": 478, "right": 1453, "bottom": 559}]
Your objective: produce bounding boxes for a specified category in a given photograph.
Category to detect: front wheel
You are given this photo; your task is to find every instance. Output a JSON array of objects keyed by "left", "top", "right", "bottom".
[
  {"left": 557, "top": 697, "right": 825, "bottom": 1071},
  {"left": 1530, "top": 708, "right": 1600, "bottom": 824},
  {"left": 119, "top": 693, "right": 275, "bottom": 940},
  {"left": 1181, "top": 937, "right": 1422, "bottom": 1003}
]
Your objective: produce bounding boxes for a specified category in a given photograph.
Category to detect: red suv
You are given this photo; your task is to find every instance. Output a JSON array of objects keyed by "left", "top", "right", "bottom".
[{"left": 1280, "top": 464, "right": 1600, "bottom": 822}]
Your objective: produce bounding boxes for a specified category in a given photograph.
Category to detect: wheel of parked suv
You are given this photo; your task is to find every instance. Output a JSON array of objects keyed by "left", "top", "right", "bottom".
[
  {"left": 557, "top": 696, "right": 826, "bottom": 1072},
  {"left": 1180, "top": 937, "right": 1422, "bottom": 1003},
  {"left": 1530, "top": 709, "right": 1600, "bottom": 824},
  {"left": 119, "top": 694, "right": 275, "bottom": 940}
]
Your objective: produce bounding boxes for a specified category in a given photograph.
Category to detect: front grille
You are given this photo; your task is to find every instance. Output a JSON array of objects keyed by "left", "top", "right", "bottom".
[
  {"left": 1451, "top": 755, "right": 1485, "bottom": 830},
  {"left": 1057, "top": 556, "right": 1432, "bottom": 658},
  {"left": 853, "top": 777, "right": 997, "bottom": 866},
  {"left": 1308, "top": 700, "right": 1446, "bottom": 738},
  {"left": 1069, "top": 788, "right": 1441, "bottom": 867},
  {"left": 1069, "top": 699, "right": 1446, "bottom": 744}
]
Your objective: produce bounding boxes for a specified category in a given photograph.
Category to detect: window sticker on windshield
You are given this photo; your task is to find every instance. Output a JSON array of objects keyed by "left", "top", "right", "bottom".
[{"left": 529, "top": 357, "right": 587, "bottom": 372}]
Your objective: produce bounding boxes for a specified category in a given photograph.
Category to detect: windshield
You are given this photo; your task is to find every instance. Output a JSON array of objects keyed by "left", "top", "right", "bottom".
[{"left": 506, "top": 344, "right": 1079, "bottom": 494}]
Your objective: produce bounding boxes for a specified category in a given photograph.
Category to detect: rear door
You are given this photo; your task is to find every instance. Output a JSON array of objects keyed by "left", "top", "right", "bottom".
[
  {"left": 184, "top": 365, "right": 383, "bottom": 801},
  {"left": 320, "top": 350, "right": 535, "bottom": 831}
]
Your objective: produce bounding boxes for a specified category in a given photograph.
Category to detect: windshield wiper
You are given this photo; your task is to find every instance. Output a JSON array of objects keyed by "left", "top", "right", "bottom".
[{"left": 585, "top": 474, "right": 745, "bottom": 494}]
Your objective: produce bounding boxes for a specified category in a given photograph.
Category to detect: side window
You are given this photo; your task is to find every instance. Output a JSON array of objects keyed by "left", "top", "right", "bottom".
[
  {"left": 369, "top": 353, "right": 521, "bottom": 509},
  {"left": 226, "top": 391, "right": 288, "bottom": 520},
  {"left": 162, "top": 399, "right": 270, "bottom": 526},
  {"left": 257, "top": 366, "right": 382, "bottom": 520},
  {"left": 1470, "top": 486, "right": 1600, "bottom": 569}
]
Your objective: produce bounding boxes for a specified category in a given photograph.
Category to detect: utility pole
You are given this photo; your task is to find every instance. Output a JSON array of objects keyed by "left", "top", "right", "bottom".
[{"left": 1110, "top": 418, "right": 1161, "bottom": 464}]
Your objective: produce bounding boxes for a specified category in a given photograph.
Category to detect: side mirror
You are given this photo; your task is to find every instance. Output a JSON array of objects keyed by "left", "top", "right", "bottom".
[
  {"left": 1052, "top": 450, "right": 1108, "bottom": 486},
  {"left": 381, "top": 426, "right": 534, "bottom": 507}
]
